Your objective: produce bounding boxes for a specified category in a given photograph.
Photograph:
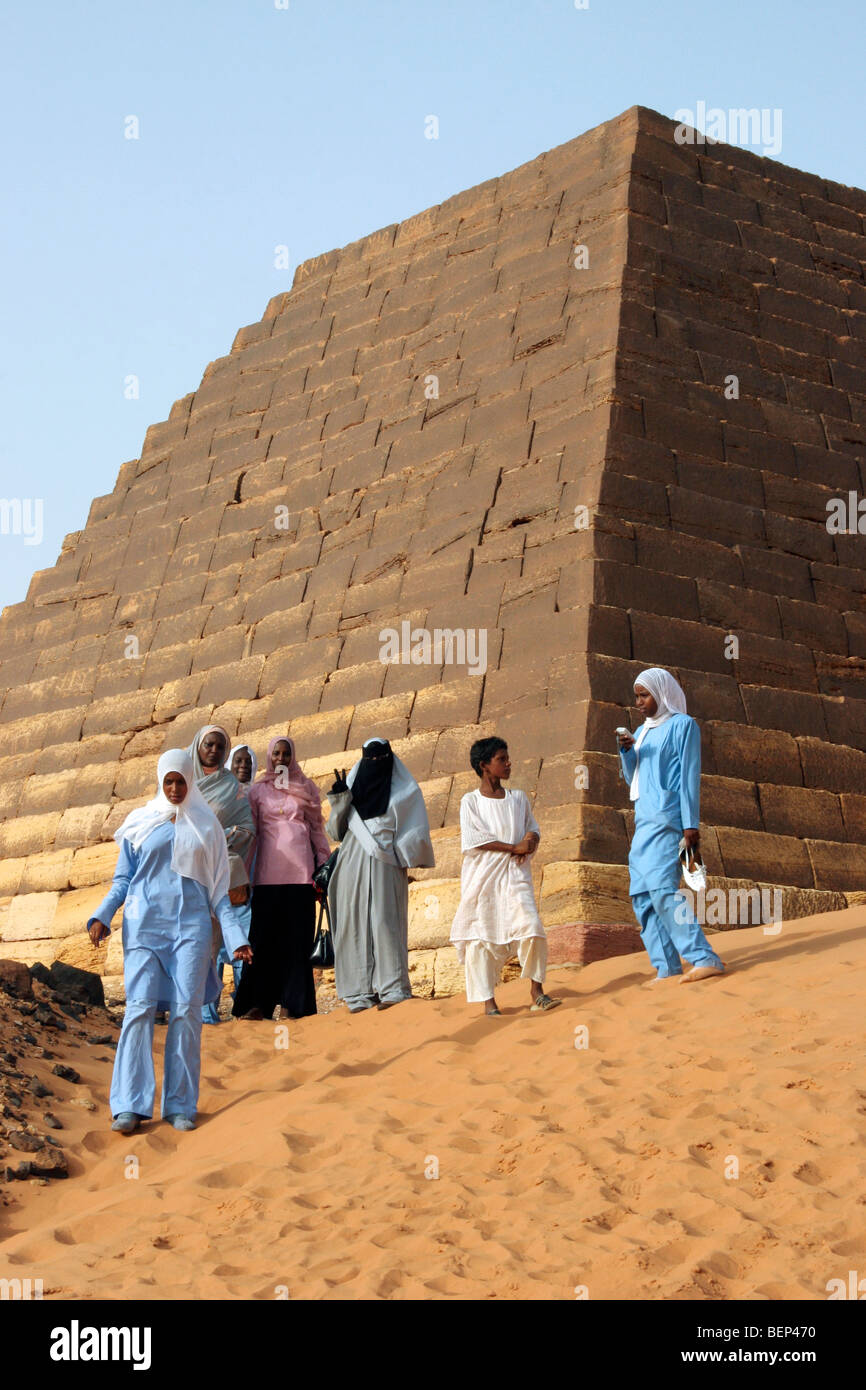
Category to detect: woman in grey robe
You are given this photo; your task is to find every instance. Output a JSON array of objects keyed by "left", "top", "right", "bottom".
[{"left": 326, "top": 738, "right": 435, "bottom": 1013}]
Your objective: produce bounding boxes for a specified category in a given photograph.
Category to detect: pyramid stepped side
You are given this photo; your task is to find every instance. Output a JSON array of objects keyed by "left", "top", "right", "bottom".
[
  {"left": 0, "top": 108, "right": 639, "bottom": 991},
  {"left": 584, "top": 105, "right": 866, "bottom": 903}
]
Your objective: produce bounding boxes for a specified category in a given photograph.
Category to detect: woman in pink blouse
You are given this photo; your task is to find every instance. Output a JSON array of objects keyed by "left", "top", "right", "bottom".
[{"left": 232, "top": 736, "right": 331, "bottom": 1021}]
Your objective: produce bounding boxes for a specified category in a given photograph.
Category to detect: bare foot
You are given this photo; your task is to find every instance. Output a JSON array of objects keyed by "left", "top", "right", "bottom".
[
  {"left": 643, "top": 973, "right": 682, "bottom": 987},
  {"left": 680, "top": 964, "right": 725, "bottom": 984}
]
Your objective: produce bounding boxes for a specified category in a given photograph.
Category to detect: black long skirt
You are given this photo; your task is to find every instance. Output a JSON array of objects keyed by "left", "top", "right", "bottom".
[{"left": 232, "top": 884, "right": 317, "bottom": 1020}]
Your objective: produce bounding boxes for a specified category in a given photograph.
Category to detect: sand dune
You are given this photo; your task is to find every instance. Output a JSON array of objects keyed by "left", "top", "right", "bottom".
[{"left": 2, "top": 907, "right": 865, "bottom": 1301}]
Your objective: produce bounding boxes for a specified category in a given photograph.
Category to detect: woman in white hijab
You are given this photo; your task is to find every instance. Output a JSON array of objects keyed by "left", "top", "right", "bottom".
[
  {"left": 226, "top": 743, "right": 258, "bottom": 789},
  {"left": 617, "top": 668, "right": 725, "bottom": 984},
  {"left": 326, "top": 738, "right": 435, "bottom": 1013},
  {"left": 86, "top": 750, "right": 253, "bottom": 1133}
]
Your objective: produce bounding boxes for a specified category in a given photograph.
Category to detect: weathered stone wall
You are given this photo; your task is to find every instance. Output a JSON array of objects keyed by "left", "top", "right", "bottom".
[
  {"left": 1, "top": 106, "right": 863, "bottom": 992},
  {"left": 0, "top": 108, "right": 640, "bottom": 993},
  {"left": 584, "top": 106, "right": 866, "bottom": 897}
]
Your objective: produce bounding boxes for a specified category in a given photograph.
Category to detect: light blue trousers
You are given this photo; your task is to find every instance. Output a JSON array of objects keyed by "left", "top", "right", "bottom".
[
  {"left": 631, "top": 887, "right": 724, "bottom": 978},
  {"left": 202, "top": 902, "right": 250, "bottom": 1024},
  {"left": 110, "top": 998, "right": 202, "bottom": 1119}
]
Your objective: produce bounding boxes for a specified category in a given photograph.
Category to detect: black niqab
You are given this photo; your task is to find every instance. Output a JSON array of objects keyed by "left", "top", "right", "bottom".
[{"left": 351, "top": 739, "right": 394, "bottom": 820}]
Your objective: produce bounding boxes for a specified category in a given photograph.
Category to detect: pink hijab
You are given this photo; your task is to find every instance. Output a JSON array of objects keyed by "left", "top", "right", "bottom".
[{"left": 260, "top": 735, "right": 322, "bottom": 812}]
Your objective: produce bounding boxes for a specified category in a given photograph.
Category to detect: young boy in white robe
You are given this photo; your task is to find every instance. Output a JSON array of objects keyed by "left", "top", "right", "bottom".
[{"left": 450, "top": 737, "right": 561, "bottom": 1016}]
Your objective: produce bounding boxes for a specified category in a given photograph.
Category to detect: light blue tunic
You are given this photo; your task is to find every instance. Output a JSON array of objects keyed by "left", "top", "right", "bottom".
[
  {"left": 89, "top": 822, "right": 248, "bottom": 1005},
  {"left": 618, "top": 712, "right": 701, "bottom": 894},
  {"left": 87, "top": 822, "right": 248, "bottom": 1119}
]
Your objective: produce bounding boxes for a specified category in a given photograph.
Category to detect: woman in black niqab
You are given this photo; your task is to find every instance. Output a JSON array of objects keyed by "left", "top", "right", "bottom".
[{"left": 347, "top": 738, "right": 393, "bottom": 820}]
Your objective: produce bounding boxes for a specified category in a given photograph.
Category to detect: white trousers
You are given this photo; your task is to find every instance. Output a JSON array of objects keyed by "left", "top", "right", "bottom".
[{"left": 463, "top": 936, "right": 547, "bottom": 1003}]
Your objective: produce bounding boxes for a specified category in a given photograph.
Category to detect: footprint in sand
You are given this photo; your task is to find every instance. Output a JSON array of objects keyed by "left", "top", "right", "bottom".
[
  {"left": 793, "top": 1161, "right": 824, "bottom": 1185},
  {"left": 80, "top": 1129, "right": 117, "bottom": 1155}
]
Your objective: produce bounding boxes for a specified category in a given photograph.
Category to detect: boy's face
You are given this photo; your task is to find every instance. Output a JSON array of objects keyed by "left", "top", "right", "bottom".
[{"left": 483, "top": 747, "right": 511, "bottom": 779}]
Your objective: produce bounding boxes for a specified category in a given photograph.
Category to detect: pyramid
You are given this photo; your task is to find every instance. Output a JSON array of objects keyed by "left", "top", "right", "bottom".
[{"left": 2, "top": 105, "right": 866, "bottom": 998}]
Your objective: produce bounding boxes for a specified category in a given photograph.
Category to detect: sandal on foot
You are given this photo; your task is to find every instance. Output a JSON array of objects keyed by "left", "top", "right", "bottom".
[
  {"left": 484, "top": 1006, "right": 502, "bottom": 1016},
  {"left": 165, "top": 1113, "right": 196, "bottom": 1131},
  {"left": 531, "top": 993, "right": 562, "bottom": 1012}
]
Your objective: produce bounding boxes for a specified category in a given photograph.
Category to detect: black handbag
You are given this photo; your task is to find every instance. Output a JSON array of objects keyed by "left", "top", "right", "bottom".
[
  {"left": 310, "top": 893, "right": 335, "bottom": 969},
  {"left": 312, "top": 848, "right": 339, "bottom": 894}
]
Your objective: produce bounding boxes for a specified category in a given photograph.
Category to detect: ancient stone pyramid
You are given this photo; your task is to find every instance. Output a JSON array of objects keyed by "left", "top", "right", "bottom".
[{"left": 2, "top": 105, "right": 866, "bottom": 997}]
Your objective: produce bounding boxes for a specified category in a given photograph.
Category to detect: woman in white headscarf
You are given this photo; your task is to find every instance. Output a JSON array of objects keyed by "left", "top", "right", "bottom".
[
  {"left": 326, "top": 738, "right": 435, "bottom": 1013},
  {"left": 86, "top": 750, "right": 252, "bottom": 1133},
  {"left": 617, "top": 668, "right": 724, "bottom": 984},
  {"left": 226, "top": 743, "right": 258, "bottom": 789}
]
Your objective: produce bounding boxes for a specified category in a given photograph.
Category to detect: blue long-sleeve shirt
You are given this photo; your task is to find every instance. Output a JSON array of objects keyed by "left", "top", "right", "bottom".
[
  {"left": 619, "top": 713, "right": 701, "bottom": 894},
  {"left": 87, "top": 823, "right": 249, "bottom": 1006}
]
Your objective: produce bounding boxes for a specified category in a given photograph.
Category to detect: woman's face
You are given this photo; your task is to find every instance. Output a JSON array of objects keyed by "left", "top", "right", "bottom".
[
  {"left": 232, "top": 749, "right": 253, "bottom": 783},
  {"left": 272, "top": 740, "right": 293, "bottom": 770},
  {"left": 199, "top": 731, "right": 227, "bottom": 769},
  {"left": 634, "top": 684, "right": 659, "bottom": 718},
  {"left": 163, "top": 772, "right": 188, "bottom": 805}
]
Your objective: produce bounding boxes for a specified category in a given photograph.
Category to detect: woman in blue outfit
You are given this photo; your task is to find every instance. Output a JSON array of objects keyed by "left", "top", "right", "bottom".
[
  {"left": 87, "top": 749, "right": 253, "bottom": 1134},
  {"left": 617, "top": 667, "right": 725, "bottom": 985}
]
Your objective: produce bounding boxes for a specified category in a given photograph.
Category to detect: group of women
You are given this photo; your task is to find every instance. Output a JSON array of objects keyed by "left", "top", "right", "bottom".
[
  {"left": 86, "top": 665, "right": 724, "bottom": 1134},
  {"left": 87, "top": 726, "right": 435, "bottom": 1133}
]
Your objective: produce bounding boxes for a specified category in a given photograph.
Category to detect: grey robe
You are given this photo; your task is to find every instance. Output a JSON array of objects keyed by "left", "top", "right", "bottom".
[{"left": 326, "top": 790, "right": 412, "bottom": 1011}]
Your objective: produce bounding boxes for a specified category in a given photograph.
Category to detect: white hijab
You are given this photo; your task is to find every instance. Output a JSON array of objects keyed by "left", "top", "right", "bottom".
[
  {"left": 629, "top": 668, "right": 688, "bottom": 802},
  {"left": 113, "top": 749, "right": 231, "bottom": 903}
]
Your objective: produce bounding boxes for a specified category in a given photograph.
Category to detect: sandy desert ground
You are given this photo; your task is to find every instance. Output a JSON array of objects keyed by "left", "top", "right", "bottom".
[{"left": 2, "top": 906, "right": 865, "bottom": 1301}]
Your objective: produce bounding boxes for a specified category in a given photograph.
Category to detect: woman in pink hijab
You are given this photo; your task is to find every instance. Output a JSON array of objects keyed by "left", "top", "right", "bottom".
[{"left": 232, "top": 736, "right": 331, "bottom": 1021}]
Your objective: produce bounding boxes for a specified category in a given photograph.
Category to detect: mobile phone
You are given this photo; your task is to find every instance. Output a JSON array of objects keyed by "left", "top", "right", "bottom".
[{"left": 615, "top": 726, "right": 631, "bottom": 737}]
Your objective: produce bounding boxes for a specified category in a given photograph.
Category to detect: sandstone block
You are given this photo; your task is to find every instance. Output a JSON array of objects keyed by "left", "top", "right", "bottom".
[
  {"left": 538, "top": 859, "right": 631, "bottom": 927},
  {"left": 1, "top": 891, "right": 59, "bottom": 941},
  {"left": 82, "top": 691, "right": 154, "bottom": 738},
  {"left": 407, "top": 948, "right": 436, "bottom": 1000},
  {"left": 0, "top": 812, "right": 62, "bottom": 858},
  {"left": 759, "top": 784, "right": 844, "bottom": 841},
  {"left": 408, "top": 878, "right": 461, "bottom": 950},
  {"left": 411, "top": 678, "right": 484, "bottom": 733},
  {"left": 69, "top": 842, "right": 120, "bottom": 889},
  {"left": 433, "top": 945, "right": 464, "bottom": 998},
  {"left": 805, "top": 839, "right": 866, "bottom": 893},
  {"left": 709, "top": 722, "right": 802, "bottom": 785},
  {"left": 51, "top": 886, "right": 120, "bottom": 939},
  {"left": 715, "top": 826, "right": 813, "bottom": 887},
  {"left": 18, "top": 851, "right": 75, "bottom": 894}
]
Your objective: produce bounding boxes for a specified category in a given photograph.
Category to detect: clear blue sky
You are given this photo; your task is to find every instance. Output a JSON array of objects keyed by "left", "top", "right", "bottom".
[{"left": 1, "top": 0, "right": 863, "bottom": 612}]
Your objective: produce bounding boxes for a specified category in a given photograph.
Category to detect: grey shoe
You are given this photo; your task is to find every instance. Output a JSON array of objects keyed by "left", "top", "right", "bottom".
[
  {"left": 111, "top": 1112, "right": 140, "bottom": 1134},
  {"left": 165, "top": 1113, "right": 196, "bottom": 1131}
]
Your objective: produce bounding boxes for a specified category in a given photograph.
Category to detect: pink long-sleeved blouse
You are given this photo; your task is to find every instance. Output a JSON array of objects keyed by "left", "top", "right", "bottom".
[{"left": 248, "top": 779, "right": 331, "bottom": 886}]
